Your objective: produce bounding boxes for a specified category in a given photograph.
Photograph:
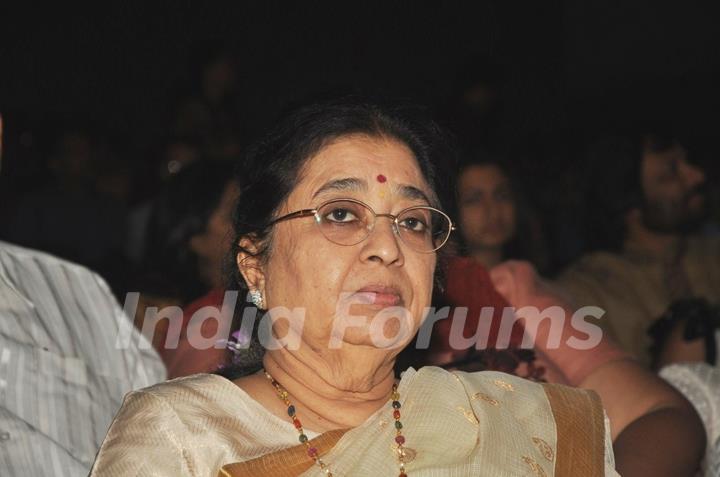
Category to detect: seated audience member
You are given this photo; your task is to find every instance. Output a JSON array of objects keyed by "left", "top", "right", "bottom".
[
  {"left": 454, "top": 149, "right": 546, "bottom": 270},
  {"left": 143, "top": 159, "right": 238, "bottom": 301},
  {"left": 148, "top": 161, "right": 246, "bottom": 376},
  {"left": 91, "top": 100, "right": 622, "bottom": 476},
  {"left": 648, "top": 299, "right": 720, "bottom": 476},
  {"left": 157, "top": 162, "right": 241, "bottom": 377},
  {"left": 134, "top": 160, "right": 238, "bottom": 355},
  {"left": 558, "top": 132, "right": 717, "bottom": 365},
  {"left": 0, "top": 116, "right": 166, "bottom": 476},
  {"left": 410, "top": 149, "right": 543, "bottom": 375}
]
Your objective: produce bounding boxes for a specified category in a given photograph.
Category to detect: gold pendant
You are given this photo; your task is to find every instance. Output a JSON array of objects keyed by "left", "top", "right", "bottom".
[{"left": 391, "top": 445, "right": 417, "bottom": 463}]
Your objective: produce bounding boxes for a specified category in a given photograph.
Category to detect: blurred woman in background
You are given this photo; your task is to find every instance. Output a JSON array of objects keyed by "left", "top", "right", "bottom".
[
  {"left": 132, "top": 159, "right": 239, "bottom": 354},
  {"left": 420, "top": 148, "right": 548, "bottom": 372},
  {"left": 455, "top": 148, "right": 546, "bottom": 270}
]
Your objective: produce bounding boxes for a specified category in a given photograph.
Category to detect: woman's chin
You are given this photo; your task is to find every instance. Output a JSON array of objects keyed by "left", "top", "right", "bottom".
[
  {"left": 330, "top": 330, "right": 407, "bottom": 350},
  {"left": 328, "top": 316, "right": 415, "bottom": 351}
]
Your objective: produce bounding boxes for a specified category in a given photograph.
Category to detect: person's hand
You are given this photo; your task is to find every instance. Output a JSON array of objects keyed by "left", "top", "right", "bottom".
[{"left": 653, "top": 320, "right": 706, "bottom": 369}]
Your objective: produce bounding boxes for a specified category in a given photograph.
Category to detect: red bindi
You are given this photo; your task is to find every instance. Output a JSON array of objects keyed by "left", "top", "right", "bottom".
[{"left": 376, "top": 174, "right": 387, "bottom": 183}]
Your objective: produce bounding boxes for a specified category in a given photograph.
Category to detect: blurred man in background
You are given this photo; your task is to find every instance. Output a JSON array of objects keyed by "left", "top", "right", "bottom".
[{"left": 559, "top": 132, "right": 718, "bottom": 365}]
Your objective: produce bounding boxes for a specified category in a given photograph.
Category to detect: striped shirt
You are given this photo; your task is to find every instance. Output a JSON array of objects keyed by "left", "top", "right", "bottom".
[{"left": 0, "top": 241, "right": 166, "bottom": 476}]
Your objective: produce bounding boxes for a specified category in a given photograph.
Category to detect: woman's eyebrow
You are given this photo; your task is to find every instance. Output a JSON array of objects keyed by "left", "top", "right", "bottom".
[
  {"left": 312, "top": 177, "right": 367, "bottom": 199},
  {"left": 397, "top": 184, "right": 432, "bottom": 205}
]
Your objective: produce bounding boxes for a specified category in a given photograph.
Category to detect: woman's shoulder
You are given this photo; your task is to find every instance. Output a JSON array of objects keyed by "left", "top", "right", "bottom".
[
  {"left": 413, "top": 366, "right": 601, "bottom": 414},
  {"left": 122, "top": 373, "right": 250, "bottom": 417},
  {"left": 91, "top": 374, "right": 261, "bottom": 475},
  {"left": 133, "top": 372, "right": 229, "bottom": 396},
  {"left": 411, "top": 366, "right": 546, "bottom": 397}
]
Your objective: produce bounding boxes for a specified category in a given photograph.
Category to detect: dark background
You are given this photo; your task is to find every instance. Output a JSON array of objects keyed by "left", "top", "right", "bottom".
[
  {"left": 3, "top": 3, "right": 719, "bottom": 146},
  {"left": 0, "top": 1, "right": 718, "bottom": 282}
]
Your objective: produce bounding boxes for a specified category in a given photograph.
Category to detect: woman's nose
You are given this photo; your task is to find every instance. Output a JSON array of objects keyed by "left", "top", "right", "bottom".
[
  {"left": 484, "top": 201, "right": 500, "bottom": 221},
  {"left": 360, "top": 217, "right": 404, "bottom": 266}
]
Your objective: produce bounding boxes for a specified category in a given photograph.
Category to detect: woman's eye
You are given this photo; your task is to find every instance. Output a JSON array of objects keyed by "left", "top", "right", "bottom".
[
  {"left": 399, "top": 217, "right": 427, "bottom": 232},
  {"left": 494, "top": 186, "right": 514, "bottom": 202},
  {"left": 324, "top": 208, "right": 358, "bottom": 223}
]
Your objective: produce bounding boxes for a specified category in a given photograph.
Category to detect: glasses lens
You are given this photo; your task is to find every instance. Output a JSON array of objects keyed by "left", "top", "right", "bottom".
[
  {"left": 316, "top": 200, "right": 373, "bottom": 246},
  {"left": 397, "top": 207, "right": 452, "bottom": 252}
]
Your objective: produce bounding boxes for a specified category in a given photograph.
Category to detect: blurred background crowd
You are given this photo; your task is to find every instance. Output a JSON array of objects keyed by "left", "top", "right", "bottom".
[{"left": 2, "top": 3, "right": 718, "bottom": 313}]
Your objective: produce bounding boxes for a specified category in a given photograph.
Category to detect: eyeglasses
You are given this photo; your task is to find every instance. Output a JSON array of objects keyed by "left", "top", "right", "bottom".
[{"left": 268, "top": 198, "right": 455, "bottom": 253}]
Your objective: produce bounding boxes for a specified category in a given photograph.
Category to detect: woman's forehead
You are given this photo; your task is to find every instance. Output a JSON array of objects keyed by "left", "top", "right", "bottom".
[
  {"left": 295, "top": 135, "right": 430, "bottom": 199},
  {"left": 460, "top": 164, "right": 507, "bottom": 188}
]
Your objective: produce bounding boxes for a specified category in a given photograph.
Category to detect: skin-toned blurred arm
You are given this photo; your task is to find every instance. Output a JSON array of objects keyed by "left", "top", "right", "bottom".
[
  {"left": 581, "top": 359, "right": 705, "bottom": 476},
  {"left": 490, "top": 260, "right": 706, "bottom": 477}
]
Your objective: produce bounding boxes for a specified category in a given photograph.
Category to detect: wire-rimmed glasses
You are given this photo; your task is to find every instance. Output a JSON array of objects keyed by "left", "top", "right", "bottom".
[{"left": 268, "top": 198, "right": 455, "bottom": 253}]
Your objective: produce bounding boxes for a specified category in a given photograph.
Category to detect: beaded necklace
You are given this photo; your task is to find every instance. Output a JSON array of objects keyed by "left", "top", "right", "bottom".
[{"left": 264, "top": 370, "right": 410, "bottom": 476}]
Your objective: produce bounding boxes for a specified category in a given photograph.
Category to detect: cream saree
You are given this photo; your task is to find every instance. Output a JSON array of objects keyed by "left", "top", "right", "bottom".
[{"left": 91, "top": 367, "right": 617, "bottom": 476}]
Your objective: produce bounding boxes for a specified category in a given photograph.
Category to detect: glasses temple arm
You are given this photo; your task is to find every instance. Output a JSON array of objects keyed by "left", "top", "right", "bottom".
[{"left": 268, "top": 209, "right": 317, "bottom": 225}]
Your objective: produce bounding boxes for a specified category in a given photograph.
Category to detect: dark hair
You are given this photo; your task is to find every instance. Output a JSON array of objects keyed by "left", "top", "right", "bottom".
[
  {"left": 143, "top": 159, "right": 235, "bottom": 301},
  {"left": 648, "top": 298, "right": 720, "bottom": 370},
  {"left": 583, "top": 132, "right": 682, "bottom": 252},
  {"left": 219, "top": 98, "right": 456, "bottom": 378}
]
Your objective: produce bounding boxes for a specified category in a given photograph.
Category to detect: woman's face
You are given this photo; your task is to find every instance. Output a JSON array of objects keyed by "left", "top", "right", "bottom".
[
  {"left": 260, "top": 135, "right": 437, "bottom": 354},
  {"left": 457, "top": 164, "right": 516, "bottom": 250}
]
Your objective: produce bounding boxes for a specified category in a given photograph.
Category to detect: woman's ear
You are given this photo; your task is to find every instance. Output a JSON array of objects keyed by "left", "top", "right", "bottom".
[{"left": 237, "top": 236, "right": 266, "bottom": 296}]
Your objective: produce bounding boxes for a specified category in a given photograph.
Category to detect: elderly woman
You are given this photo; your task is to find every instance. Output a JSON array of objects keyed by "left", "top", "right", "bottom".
[{"left": 91, "top": 101, "right": 618, "bottom": 476}]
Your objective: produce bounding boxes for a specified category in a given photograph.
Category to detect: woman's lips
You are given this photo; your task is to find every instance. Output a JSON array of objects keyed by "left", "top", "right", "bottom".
[{"left": 354, "top": 286, "right": 402, "bottom": 306}]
